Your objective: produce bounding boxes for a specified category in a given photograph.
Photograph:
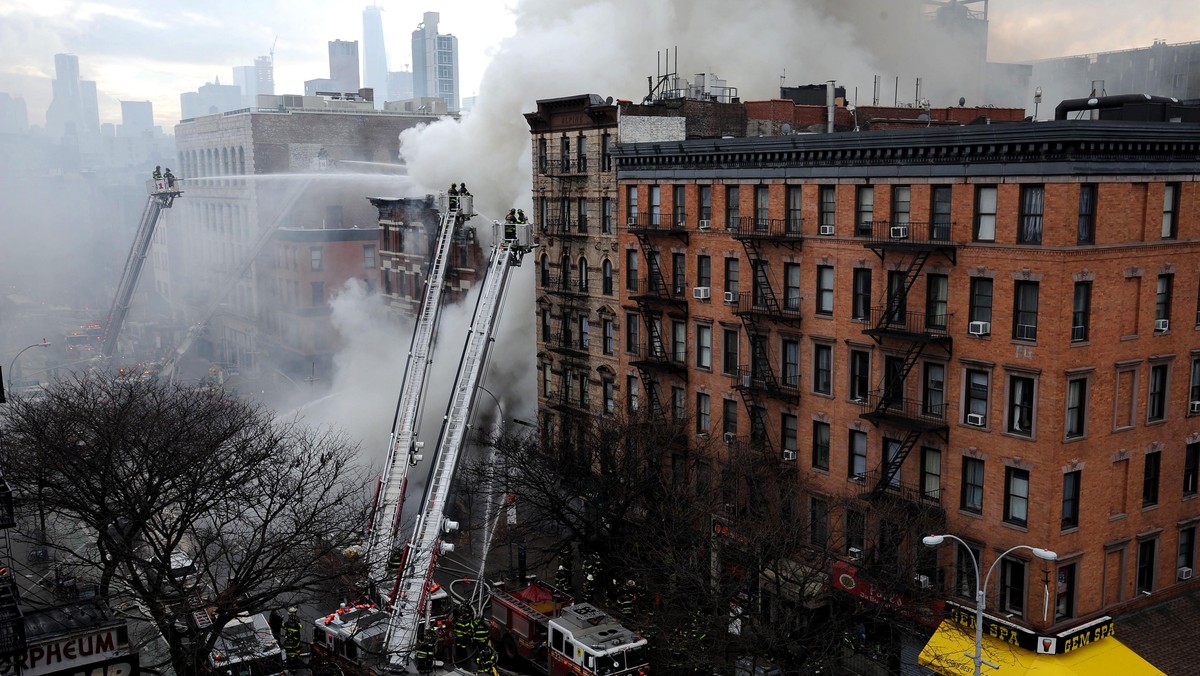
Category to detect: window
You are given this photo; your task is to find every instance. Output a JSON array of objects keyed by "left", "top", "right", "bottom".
[
  {"left": 578, "top": 372, "right": 589, "bottom": 407},
  {"left": 723, "top": 399, "right": 738, "bottom": 436},
  {"left": 601, "top": 259, "right": 613, "bottom": 295},
  {"left": 724, "top": 257, "right": 739, "bottom": 297},
  {"left": 1007, "top": 374, "right": 1035, "bottom": 437},
  {"left": 891, "top": 185, "right": 911, "bottom": 228},
  {"left": 816, "top": 266, "right": 834, "bottom": 316},
  {"left": 624, "top": 312, "right": 639, "bottom": 354},
  {"left": 1056, "top": 470, "right": 1082, "bottom": 531},
  {"left": 671, "top": 321, "right": 686, "bottom": 363},
  {"left": 649, "top": 185, "right": 661, "bottom": 226},
  {"left": 1148, "top": 363, "right": 1168, "bottom": 422},
  {"left": 855, "top": 186, "right": 874, "bottom": 236},
  {"left": 1013, "top": 281, "right": 1039, "bottom": 340},
  {"left": 923, "top": 363, "right": 945, "bottom": 417},
  {"left": 625, "top": 250, "right": 638, "bottom": 292},
  {"left": 672, "top": 185, "right": 686, "bottom": 227},
  {"left": 577, "top": 197, "right": 588, "bottom": 232},
  {"left": 1072, "top": 282, "right": 1091, "bottom": 342},
  {"left": 883, "top": 438, "right": 902, "bottom": 488},
  {"left": 754, "top": 185, "right": 769, "bottom": 229},
  {"left": 1143, "top": 451, "right": 1161, "bottom": 507},
  {"left": 1162, "top": 183, "right": 1180, "bottom": 239},
  {"left": 697, "top": 255, "right": 711, "bottom": 288},
  {"left": 809, "top": 498, "right": 830, "bottom": 548},
  {"left": 601, "top": 197, "right": 613, "bottom": 234},
  {"left": 781, "top": 339, "right": 799, "bottom": 389},
  {"left": 819, "top": 185, "right": 836, "bottom": 232},
  {"left": 885, "top": 271, "right": 907, "bottom": 324},
  {"left": 922, "top": 447, "right": 941, "bottom": 501},
  {"left": 672, "top": 253, "right": 685, "bottom": 296},
  {"left": 849, "top": 430, "right": 867, "bottom": 480},
  {"left": 1185, "top": 443, "right": 1199, "bottom": 497},
  {"left": 696, "top": 325, "right": 712, "bottom": 368},
  {"left": 603, "top": 380, "right": 614, "bottom": 414},
  {"left": 969, "top": 278, "right": 993, "bottom": 325},
  {"left": 671, "top": 386, "right": 685, "bottom": 420},
  {"left": 926, "top": 274, "right": 948, "bottom": 329},
  {"left": 812, "top": 421, "right": 830, "bottom": 470},
  {"left": 576, "top": 135, "right": 587, "bottom": 171},
  {"left": 625, "top": 185, "right": 638, "bottom": 225},
  {"left": 698, "top": 185, "right": 712, "bottom": 222},
  {"left": 310, "top": 247, "right": 323, "bottom": 271},
  {"left": 786, "top": 185, "right": 802, "bottom": 232},
  {"left": 310, "top": 281, "right": 324, "bottom": 305},
  {"left": 961, "top": 457, "right": 984, "bottom": 513},
  {"left": 781, "top": 413, "right": 797, "bottom": 454},
  {"left": 783, "top": 263, "right": 801, "bottom": 312},
  {"left": 931, "top": 185, "right": 952, "bottom": 240},
  {"left": 363, "top": 244, "right": 376, "bottom": 270},
  {"left": 813, "top": 344, "right": 832, "bottom": 395},
  {"left": 540, "top": 255, "right": 550, "bottom": 287},
  {"left": 849, "top": 349, "right": 870, "bottom": 402},
  {"left": 1065, "top": 378, "right": 1087, "bottom": 438},
  {"left": 1191, "top": 358, "right": 1200, "bottom": 413},
  {"left": 963, "top": 369, "right": 988, "bottom": 426},
  {"left": 1055, "top": 564, "right": 1076, "bottom": 621},
  {"left": 602, "top": 318, "right": 614, "bottom": 355},
  {"left": 1179, "top": 527, "right": 1196, "bottom": 577},
  {"left": 578, "top": 257, "right": 589, "bottom": 292},
  {"left": 1078, "top": 184, "right": 1096, "bottom": 244},
  {"left": 955, "top": 543, "right": 982, "bottom": 597},
  {"left": 537, "top": 138, "right": 548, "bottom": 172},
  {"left": 542, "top": 364, "right": 551, "bottom": 397},
  {"left": 696, "top": 393, "right": 711, "bottom": 434},
  {"left": 1137, "top": 539, "right": 1156, "bottom": 593},
  {"left": 725, "top": 185, "right": 740, "bottom": 230},
  {"left": 847, "top": 510, "right": 866, "bottom": 556},
  {"left": 627, "top": 375, "right": 639, "bottom": 412},
  {"left": 852, "top": 268, "right": 871, "bottom": 321},
  {"left": 722, "top": 329, "right": 738, "bottom": 375},
  {"left": 1156, "top": 274, "right": 1173, "bottom": 329},
  {"left": 999, "top": 558, "right": 1026, "bottom": 616},
  {"left": 541, "top": 308, "right": 551, "bottom": 342},
  {"left": 1018, "top": 185, "right": 1044, "bottom": 244},
  {"left": 750, "top": 406, "right": 767, "bottom": 445},
  {"left": 975, "top": 186, "right": 997, "bottom": 241}
]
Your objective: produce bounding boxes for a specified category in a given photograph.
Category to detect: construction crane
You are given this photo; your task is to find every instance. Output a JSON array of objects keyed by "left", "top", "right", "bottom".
[
  {"left": 315, "top": 195, "right": 534, "bottom": 673},
  {"left": 101, "top": 178, "right": 182, "bottom": 360}
]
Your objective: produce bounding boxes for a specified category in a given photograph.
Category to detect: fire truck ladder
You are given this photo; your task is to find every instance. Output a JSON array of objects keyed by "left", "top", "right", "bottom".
[
  {"left": 101, "top": 181, "right": 183, "bottom": 359},
  {"left": 384, "top": 231, "right": 528, "bottom": 666},
  {"left": 368, "top": 200, "right": 465, "bottom": 588}
]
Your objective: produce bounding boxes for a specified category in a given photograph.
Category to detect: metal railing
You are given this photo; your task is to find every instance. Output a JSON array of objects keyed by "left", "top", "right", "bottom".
[
  {"left": 727, "top": 217, "right": 804, "bottom": 242},
  {"left": 858, "top": 219, "right": 953, "bottom": 244},
  {"left": 858, "top": 390, "right": 948, "bottom": 427},
  {"left": 867, "top": 306, "right": 951, "bottom": 337}
]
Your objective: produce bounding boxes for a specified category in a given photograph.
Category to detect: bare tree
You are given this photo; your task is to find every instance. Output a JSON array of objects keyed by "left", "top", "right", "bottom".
[{"left": 0, "top": 373, "right": 369, "bottom": 676}]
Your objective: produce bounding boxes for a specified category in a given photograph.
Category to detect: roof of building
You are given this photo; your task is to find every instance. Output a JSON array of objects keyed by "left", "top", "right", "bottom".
[
  {"left": 1114, "top": 585, "right": 1200, "bottom": 676},
  {"left": 22, "top": 601, "right": 124, "bottom": 642}
]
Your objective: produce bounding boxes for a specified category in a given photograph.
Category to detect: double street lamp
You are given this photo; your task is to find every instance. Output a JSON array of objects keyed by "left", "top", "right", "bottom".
[
  {"left": 922, "top": 534, "right": 1058, "bottom": 676},
  {"left": 7, "top": 340, "right": 52, "bottom": 393}
]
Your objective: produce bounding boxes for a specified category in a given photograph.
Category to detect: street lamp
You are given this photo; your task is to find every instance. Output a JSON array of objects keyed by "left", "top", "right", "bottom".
[
  {"left": 7, "top": 340, "right": 52, "bottom": 392},
  {"left": 1034, "top": 86, "right": 1044, "bottom": 120},
  {"left": 922, "top": 534, "right": 1057, "bottom": 676}
]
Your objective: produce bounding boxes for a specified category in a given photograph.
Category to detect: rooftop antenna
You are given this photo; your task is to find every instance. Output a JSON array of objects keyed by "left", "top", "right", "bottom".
[
  {"left": 270, "top": 36, "right": 277, "bottom": 63},
  {"left": 780, "top": 68, "right": 786, "bottom": 91}
]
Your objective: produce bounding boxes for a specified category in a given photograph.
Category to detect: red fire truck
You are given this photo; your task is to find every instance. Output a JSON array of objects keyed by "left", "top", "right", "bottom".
[{"left": 490, "top": 580, "right": 649, "bottom": 676}]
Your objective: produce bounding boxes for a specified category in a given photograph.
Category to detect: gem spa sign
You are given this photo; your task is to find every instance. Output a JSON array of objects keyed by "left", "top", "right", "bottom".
[{"left": 945, "top": 601, "right": 1114, "bottom": 655}]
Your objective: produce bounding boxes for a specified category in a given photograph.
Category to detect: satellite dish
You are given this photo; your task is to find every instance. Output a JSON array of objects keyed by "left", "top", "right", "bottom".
[
  {"left": 958, "top": 96, "right": 966, "bottom": 107},
  {"left": 781, "top": 123, "right": 792, "bottom": 135},
  {"left": 605, "top": 96, "right": 614, "bottom": 105},
  {"left": 917, "top": 113, "right": 930, "bottom": 122}
]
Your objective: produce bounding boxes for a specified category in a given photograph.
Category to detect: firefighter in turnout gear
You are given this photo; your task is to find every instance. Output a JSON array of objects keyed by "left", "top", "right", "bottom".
[
  {"left": 474, "top": 644, "right": 496, "bottom": 674},
  {"left": 454, "top": 605, "right": 474, "bottom": 656},
  {"left": 618, "top": 578, "right": 637, "bottom": 617},
  {"left": 472, "top": 613, "right": 491, "bottom": 648},
  {"left": 554, "top": 545, "right": 574, "bottom": 592},
  {"left": 414, "top": 628, "right": 436, "bottom": 674},
  {"left": 281, "top": 606, "right": 303, "bottom": 664},
  {"left": 582, "top": 550, "right": 602, "bottom": 602}
]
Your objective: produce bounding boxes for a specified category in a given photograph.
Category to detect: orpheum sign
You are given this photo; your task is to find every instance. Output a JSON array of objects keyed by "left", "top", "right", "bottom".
[{"left": 12, "top": 626, "right": 133, "bottom": 676}]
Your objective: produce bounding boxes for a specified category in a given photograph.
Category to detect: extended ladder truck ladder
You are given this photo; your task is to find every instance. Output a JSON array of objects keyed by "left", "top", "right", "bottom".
[
  {"left": 384, "top": 220, "right": 532, "bottom": 668},
  {"left": 367, "top": 194, "right": 469, "bottom": 591},
  {"left": 101, "top": 180, "right": 183, "bottom": 359}
]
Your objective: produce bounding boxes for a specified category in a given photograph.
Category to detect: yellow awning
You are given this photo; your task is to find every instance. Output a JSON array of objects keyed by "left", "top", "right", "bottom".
[{"left": 918, "top": 620, "right": 1164, "bottom": 675}]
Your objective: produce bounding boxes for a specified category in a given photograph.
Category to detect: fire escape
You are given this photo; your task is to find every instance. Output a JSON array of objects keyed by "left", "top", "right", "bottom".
[
  {"left": 545, "top": 270, "right": 592, "bottom": 418},
  {"left": 859, "top": 218, "right": 955, "bottom": 505},
  {"left": 0, "top": 473, "right": 24, "bottom": 676},
  {"left": 627, "top": 210, "right": 688, "bottom": 420},
  {"left": 729, "top": 215, "right": 803, "bottom": 456}
]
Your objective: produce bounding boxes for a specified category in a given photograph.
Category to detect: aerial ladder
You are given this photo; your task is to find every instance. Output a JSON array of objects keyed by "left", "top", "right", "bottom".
[
  {"left": 101, "top": 178, "right": 183, "bottom": 359},
  {"left": 368, "top": 204, "right": 533, "bottom": 670}
]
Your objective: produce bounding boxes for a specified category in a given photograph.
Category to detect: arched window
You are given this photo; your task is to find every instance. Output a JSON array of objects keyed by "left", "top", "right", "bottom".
[
  {"left": 238, "top": 146, "right": 246, "bottom": 175},
  {"left": 602, "top": 259, "right": 613, "bottom": 295},
  {"left": 540, "top": 254, "right": 550, "bottom": 287},
  {"left": 578, "top": 257, "right": 589, "bottom": 292},
  {"left": 560, "top": 255, "right": 571, "bottom": 288},
  {"left": 222, "top": 147, "right": 230, "bottom": 175}
]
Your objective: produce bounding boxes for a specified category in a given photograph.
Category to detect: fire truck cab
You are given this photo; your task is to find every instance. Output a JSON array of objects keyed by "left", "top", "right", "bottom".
[{"left": 547, "top": 603, "right": 649, "bottom": 676}]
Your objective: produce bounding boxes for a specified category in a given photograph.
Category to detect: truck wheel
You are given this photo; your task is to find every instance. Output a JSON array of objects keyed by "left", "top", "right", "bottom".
[{"left": 499, "top": 634, "right": 519, "bottom": 661}]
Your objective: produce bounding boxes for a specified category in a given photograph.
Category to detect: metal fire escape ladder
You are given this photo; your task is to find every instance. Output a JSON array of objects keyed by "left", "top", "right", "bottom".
[
  {"left": 102, "top": 182, "right": 182, "bottom": 359},
  {"left": 383, "top": 233, "right": 526, "bottom": 666},
  {"left": 741, "top": 238, "right": 784, "bottom": 318},
  {"left": 871, "top": 429, "right": 924, "bottom": 498},
  {"left": 367, "top": 204, "right": 461, "bottom": 589}
]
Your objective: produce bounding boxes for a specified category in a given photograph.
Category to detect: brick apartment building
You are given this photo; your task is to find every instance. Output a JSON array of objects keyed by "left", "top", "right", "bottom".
[{"left": 529, "top": 91, "right": 1199, "bottom": 673}]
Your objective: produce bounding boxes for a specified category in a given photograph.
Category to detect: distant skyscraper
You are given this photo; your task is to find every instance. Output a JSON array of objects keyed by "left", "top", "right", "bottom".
[
  {"left": 0, "top": 93, "right": 29, "bottom": 134},
  {"left": 180, "top": 80, "right": 244, "bottom": 120},
  {"left": 411, "top": 12, "right": 459, "bottom": 112},
  {"left": 363, "top": 6, "right": 388, "bottom": 108},
  {"left": 233, "top": 56, "right": 274, "bottom": 108},
  {"left": 388, "top": 69, "right": 414, "bottom": 102},
  {"left": 80, "top": 80, "right": 99, "bottom": 132},
  {"left": 46, "top": 54, "right": 82, "bottom": 138},
  {"left": 119, "top": 100, "right": 154, "bottom": 137},
  {"left": 304, "top": 40, "right": 361, "bottom": 96}
]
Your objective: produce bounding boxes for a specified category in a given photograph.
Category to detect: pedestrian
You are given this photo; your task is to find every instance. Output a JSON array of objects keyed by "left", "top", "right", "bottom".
[{"left": 281, "top": 606, "right": 303, "bottom": 664}]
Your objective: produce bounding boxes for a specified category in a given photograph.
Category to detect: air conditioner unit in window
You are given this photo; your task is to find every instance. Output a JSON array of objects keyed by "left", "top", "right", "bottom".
[
  {"left": 693, "top": 286, "right": 711, "bottom": 300},
  {"left": 890, "top": 225, "right": 909, "bottom": 239},
  {"left": 697, "top": 432, "right": 709, "bottom": 440},
  {"left": 819, "top": 224, "right": 835, "bottom": 236},
  {"left": 1155, "top": 318, "right": 1170, "bottom": 332},
  {"left": 914, "top": 574, "right": 932, "bottom": 590},
  {"left": 968, "top": 321, "right": 990, "bottom": 336},
  {"left": 1191, "top": 401, "right": 1200, "bottom": 415},
  {"left": 782, "top": 449, "right": 797, "bottom": 462},
  {"left": 848, "top": 547, "right": 863, "bottom": 561},
  {"left": 698, "top": 219, "right": 712, "bottom": 230},
  {"left": 723, "top": 432, "right": 736, "bottom": 445},
  {"left": 1179, "top": 567, "right": 1194, "bottom": 581},
  {"left": 742, "top": 374, "right": 752, "bottom": 389},
  {"left": 723, "top": 291, "right": 737, "bottom": 304},
  {"left": 1016, "top": 323, "right": 1037, "bottom": 340},
  {"left": 966, "top": 413, "right": 986, "bottom": 427}
]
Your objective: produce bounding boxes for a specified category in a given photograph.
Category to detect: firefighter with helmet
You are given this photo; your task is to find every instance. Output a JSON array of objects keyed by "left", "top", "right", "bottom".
[
  {"left": 474, "top": 644, "right": 496, "bottom": 674},
  {"left": 281, "top": 606, "right": 302, "bottom": 664},
  {"left": 454, "top": 604, "right": 474, "bottom": 656},
  {"left": 414, "top": 628, "right": 436, "bottom": 674},
  {"left": 472, "top": 613, "right": 490, "bottom": 649},
  {"left": 448, "top": 183, "right": 459, "bottom": 210}
]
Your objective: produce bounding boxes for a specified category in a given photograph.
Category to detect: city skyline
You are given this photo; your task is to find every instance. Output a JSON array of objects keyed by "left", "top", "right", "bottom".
[{"left": 0, "top": 0, "right": 1198, "bottom": 130}]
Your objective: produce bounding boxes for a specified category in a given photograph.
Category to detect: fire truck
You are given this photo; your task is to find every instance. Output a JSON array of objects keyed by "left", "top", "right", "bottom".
[{"left": 490, "top": 580, "right": 649, "bottom": 676}]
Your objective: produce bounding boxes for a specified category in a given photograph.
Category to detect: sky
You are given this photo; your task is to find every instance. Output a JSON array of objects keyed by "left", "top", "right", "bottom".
[{"left": 0, "top": 0, "right": 1198, "bottom": 130}]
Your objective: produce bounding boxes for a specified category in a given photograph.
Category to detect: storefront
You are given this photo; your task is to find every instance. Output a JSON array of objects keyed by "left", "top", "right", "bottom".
[{"left": 918, "top": 602, "right": 1162, "bottom": 675}]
